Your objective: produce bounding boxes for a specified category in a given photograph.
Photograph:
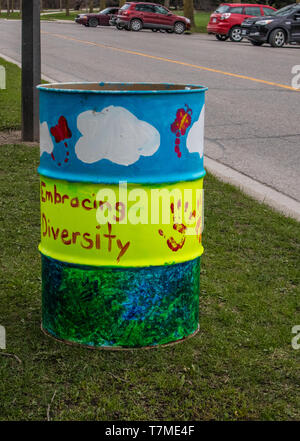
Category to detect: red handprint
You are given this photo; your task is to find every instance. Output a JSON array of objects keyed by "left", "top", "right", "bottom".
[
  {"left": 158, "top": 200, "right": 202, "bottom": 251},
  {"left": 158, "top": 202, "right": 187, "bottom": 252}
]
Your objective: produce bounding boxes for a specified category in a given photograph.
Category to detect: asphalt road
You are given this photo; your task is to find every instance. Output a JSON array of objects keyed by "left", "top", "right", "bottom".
[{"left": 1, "top": 20, "right": 299, "bottom": 201}]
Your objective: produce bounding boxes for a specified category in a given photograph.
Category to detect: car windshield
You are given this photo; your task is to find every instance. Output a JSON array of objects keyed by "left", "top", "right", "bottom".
[
  {"left": 120, "top": 3, "right": 130, "bottom": 10},
  {"left": 263, "top": 8, "right": 277, "bottom": 16},
  {"left": 273, "top": 5, "right": 299, "bottom": 16},
  {"left": 99, "top": 8, "right": 111, "bottom": 14},
  {"left": 215, "top": 5, "right": 230, "bottom": 13},
  {"left": 100, "top": 8, "right": 111, "bottom": 14}
]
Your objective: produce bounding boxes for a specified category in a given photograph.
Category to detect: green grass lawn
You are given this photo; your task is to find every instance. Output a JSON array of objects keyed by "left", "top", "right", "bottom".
[
  {"left": 175, "top": 10, "right": 211, "bottom": 33},
  {"left": 0, "top": 10, "right": 211, "bottom": 32},
  {"left": 0, "top": 56, "right": 299, "bottom": 421},
  {"left": 0, "top": 58, "right": 21, "bottom": 131},
  {"left": 0, "top": 144, "right": 299, "bottom": 420},
  {"left": 0, "top": 10, "right": 86, "bottom": 20},
  {"left": 40, "top": 10, "right": 87, "bottom": 21},
  {"left": 0, "top": 11, "right": 21, "bottom": 19}
]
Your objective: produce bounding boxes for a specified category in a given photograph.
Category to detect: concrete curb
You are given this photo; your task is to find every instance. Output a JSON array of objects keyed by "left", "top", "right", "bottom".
[
  {"left": 204, "top": 156, "right": 300, "bottom": 222},
  {"left": 0, "top": 53, "right": 56, "bottom": 83}
]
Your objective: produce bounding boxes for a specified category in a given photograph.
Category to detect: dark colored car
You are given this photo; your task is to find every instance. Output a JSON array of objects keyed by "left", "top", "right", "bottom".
[
  {"left": 75, "top": 7, "right": 119, "bottom": 27},
  {"left": 116, "top": 2, "right": 191, "bottom": 34},
  {"left": 207, "top": 3, "right": 276, "bottom": 42},
  {"left": 241, "top": 3, "right": 300, "bottom": 47}
]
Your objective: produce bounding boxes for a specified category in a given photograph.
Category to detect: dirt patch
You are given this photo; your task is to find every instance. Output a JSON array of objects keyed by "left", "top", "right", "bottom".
[{"left": 0, "top": 130, "right": 39, "bottom": 147}]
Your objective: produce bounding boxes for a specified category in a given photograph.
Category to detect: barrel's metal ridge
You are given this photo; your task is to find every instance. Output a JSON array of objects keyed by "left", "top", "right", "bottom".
[{"left": 38, "top": 82, "right": 207, "bottom": 348}]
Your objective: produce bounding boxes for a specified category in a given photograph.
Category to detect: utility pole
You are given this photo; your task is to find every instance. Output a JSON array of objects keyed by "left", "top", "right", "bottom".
[{"left": 21, "top": 0, "right": 41, "bottom": 142}]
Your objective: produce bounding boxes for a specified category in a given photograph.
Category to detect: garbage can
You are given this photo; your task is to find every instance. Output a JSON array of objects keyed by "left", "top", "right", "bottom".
[{"left": 38, "top": 82, "right": 207, "bottom": 349}]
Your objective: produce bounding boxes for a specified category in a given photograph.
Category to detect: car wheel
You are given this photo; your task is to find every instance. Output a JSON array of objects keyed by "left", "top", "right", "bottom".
[
  {"left": 166, "top": 29, "right": 174, "bottom": 34},
  {"left": 174, "top": 21, "right": 186, "bottom": 34},
  {"left": 216, "top": 34, "right": 228, "bottom": 41},
  {"left": 229, "top": 26, "right": 243, "bottom": 42},
  {"left": 250, "top": 40, "right": 264, "bottom": 46},
  {"left": 116, "top": 23, "right": 123, "bottom": 30},
  {"left": 130, "top": 19, "right": 142, "bottom": 32},
  {"left": 88, "top": 17, "right": 98, "bottom": 27},
  {"left": 269, "top": 29, "right": 286, "bottom": 48},
  {"left": 152, "top": 28, "right": 158, "bottom": 32}
]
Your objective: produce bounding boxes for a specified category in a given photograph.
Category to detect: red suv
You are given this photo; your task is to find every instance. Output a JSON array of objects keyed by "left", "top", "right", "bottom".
[
  {"left": 207, "top": 3, "right": 276, "bottom": 42},
  {"left": 116, "top": 2, "right": 191, "bottom": 34}
]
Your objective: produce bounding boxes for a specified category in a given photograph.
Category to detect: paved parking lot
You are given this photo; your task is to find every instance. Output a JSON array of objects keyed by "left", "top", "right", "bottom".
[{"left": 0, "top": 20, "right": 299, "bottom": 202}]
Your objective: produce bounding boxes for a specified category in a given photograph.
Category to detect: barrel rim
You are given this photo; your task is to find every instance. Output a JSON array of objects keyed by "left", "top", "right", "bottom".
[
  {"left": 37, "top": 168, "right": 206, "bottom": 184},
  {"left": 37, "top": 82, "right": 208, "bottom": 95}
]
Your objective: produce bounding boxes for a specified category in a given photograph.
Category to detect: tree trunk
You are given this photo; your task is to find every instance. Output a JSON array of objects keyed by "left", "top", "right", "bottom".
[
  {"left": 183, "top": 0, "right": 194, "bottom": 28},
  {"left": 60, "top": 0, "right": 62, "bottom": 11},
  {"left": 66, "top": 0, "right": 69, "bottom": 16},
  {"left": 11, "top": 0, "right": 14, "bottom": 13},
  {"left": 100, "top": 0, "right": 106, "bottom": 11},
  {"left": 89, "top": 0, "right": 93, "bottom": 13},
  {"left": 6, "top": 0, "right": 10, "bottom": 16}
]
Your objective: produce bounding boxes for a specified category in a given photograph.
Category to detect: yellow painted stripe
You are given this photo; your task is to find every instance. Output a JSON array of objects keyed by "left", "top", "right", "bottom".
[{"left": 42, "top": 31, "right": 300, "bottom": 92}]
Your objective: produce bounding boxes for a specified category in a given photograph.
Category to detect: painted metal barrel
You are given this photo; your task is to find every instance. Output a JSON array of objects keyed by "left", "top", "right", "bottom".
[{"left": 38, "top": 82, "right": 207, "bottom": 349}]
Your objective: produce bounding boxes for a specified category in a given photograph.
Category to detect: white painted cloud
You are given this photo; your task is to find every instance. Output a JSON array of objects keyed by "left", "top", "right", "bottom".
[
  {"left": 186, "top": 105, "right": 205, "bottom": 158},
  {"left": 75, "top": 106, "right": 160, "bottom": 166},
  {"left": 40, "top": 121, "right": 54, "bottom": 157}
]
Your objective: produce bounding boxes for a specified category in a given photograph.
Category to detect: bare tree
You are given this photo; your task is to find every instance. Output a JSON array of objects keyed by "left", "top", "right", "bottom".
[
  {"left": 183, "top": 0, "right": 194, "bottom": 28},
  {"left": 66, "top": 0, "right": 69, "bottom": 16},
  {"left": 89, "top": 0, "right": 93, "bottom": 12},
  {"left": 6, "top": 0, "right": 10, "bottom": 16},
  {"left": 60, "top": 0, "right": 62, "bottom": 10},
  {"left": 100, "top": 0, "right": 106, "bottom": 11}
]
